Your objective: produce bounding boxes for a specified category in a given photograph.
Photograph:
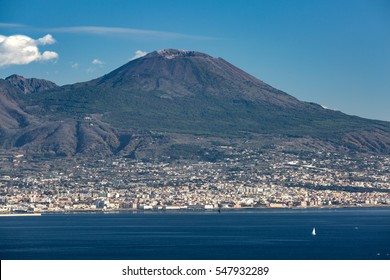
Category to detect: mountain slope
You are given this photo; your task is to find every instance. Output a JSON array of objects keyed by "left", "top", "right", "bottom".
[
  {"left": 0, "top": 79, "right": 32, "bottom": 131},
  {"left": 2, "top": 49, "right": 390, "bottom": 156}
]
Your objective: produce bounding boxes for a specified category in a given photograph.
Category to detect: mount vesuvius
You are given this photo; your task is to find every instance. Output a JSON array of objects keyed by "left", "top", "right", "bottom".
[{"left": 1, "top": 49, "right": 389, "bottom": 158}]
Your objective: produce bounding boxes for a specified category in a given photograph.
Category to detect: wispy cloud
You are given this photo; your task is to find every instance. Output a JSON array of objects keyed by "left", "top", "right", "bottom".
[
  {"left": 1, "top": 22, "right": 217, "bottom": 40},
  {"left": 0, "top": 22, "right": 26, "bottom": 28},
  {"left": 47, "top": 25, "right": 216, "bottom": 40},
  {"left": 86, "top": 67, "right": 96, "bottom": 74},
  {"left": 0, "top": 34, "right": 58, "bottom": 67},
  {"left": 92, "top": 58, "right": 104, "bottom": 65},
  {"left": 131, "top": 50, "right": 147, "bottom": 60},
  {"left": 71, "top": 62, "right": 79, "bottom": 69}
]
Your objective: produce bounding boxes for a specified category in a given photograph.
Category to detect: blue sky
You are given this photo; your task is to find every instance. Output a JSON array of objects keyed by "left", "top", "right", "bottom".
[{"left": 1, "top": 0, "right": 389, "bottom": 121}]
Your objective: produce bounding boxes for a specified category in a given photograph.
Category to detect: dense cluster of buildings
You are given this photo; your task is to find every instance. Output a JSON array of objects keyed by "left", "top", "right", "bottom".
[{"left": 0, "top": 148, "right": 389, "bottom": 213}]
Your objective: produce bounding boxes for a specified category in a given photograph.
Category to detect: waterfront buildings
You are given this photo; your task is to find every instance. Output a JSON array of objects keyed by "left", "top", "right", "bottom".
[{"left": 0, "top": 149, "right": 389, "bottom": 212}]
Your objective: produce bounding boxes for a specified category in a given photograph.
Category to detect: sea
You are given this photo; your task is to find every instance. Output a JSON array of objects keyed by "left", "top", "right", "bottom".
[{"left": 1, "top": 208, "right": 390, "bottom": 260}]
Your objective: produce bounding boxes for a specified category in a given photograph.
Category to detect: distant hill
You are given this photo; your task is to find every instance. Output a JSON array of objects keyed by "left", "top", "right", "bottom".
[
  {"left": 1, "top": 49, "right": 389, "bottom": 157},
  {"left": 5, "top": 74, "right": 58, "bottom": 94}
]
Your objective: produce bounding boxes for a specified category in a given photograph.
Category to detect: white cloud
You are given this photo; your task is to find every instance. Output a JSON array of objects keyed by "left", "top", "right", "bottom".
[
  {"left": 87, "top": 59, "right": 104, "bottom": 74},
  {"left": 36, "top": 34, "right": 56, "bottom": 45},
  {"left": 40, "top": 51, "right": 58, "bottom": 60},
  {"left": 131, "top": 50, "right": 147, "bottom": 60},
  {"left": 0, "top": 34, "right": 58, "bottom": 67},
  {"left": 92, "top": 58, "right": 104, "bottom": 65},
  {"left": 321, "top": 105, "right": 337, "bottom": 111}
]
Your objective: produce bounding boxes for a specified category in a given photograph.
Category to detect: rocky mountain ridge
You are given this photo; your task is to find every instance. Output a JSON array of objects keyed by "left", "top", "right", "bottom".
[{"left": 5, "top": 74, "right": 58, "bottom": 94}]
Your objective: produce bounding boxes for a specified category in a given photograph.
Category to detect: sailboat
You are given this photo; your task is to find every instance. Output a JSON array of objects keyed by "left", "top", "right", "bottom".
[{"left": 312, "top": 227, "right": 316, "bottom": 236}]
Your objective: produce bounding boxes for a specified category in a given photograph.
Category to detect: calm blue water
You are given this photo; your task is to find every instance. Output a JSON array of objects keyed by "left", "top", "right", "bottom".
[{"left": 1, "top": 208, "right": 390, "bottom": 260}]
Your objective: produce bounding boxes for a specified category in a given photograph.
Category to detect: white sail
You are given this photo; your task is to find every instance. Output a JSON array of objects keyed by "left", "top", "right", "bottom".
[{"left": 312, "top": 227, "right": 316, "bottom": 236}]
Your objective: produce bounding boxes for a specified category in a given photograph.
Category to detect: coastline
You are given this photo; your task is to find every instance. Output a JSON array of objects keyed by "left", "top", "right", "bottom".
[
  {"left": 0, "top": 213, "right": 42, "bottom": 217},
  {"left": 1, "top": 204, "right": 390, "bottom": 216}
]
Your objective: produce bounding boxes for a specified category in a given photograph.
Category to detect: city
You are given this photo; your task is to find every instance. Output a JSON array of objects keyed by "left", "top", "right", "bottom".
[{"left": 1, "top": 147, "right": 389, "bottom": 213}]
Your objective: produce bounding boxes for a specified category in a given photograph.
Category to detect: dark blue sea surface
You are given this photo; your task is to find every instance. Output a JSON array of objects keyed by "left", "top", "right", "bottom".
[{"left": 1, "top": 208, "right": 390, "bottom": 260}]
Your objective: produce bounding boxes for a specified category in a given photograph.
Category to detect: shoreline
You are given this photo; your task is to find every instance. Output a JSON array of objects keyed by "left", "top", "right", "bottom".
[
  {"left": 1, "top": 204, "right": 390, "bottom": 216},
  {"left": 0, "top": 213, "right": 42, "bottom": 217}
]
